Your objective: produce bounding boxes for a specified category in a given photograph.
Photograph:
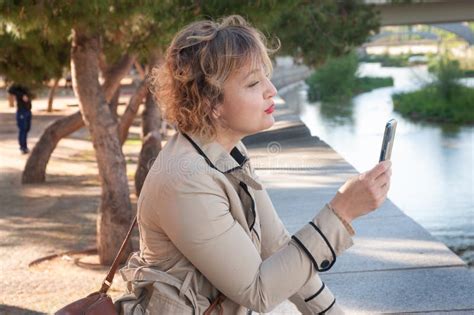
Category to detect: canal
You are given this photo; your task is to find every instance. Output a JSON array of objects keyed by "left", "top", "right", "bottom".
[{"left": 284, "top": 63, "right": 474, "bottom": 266}]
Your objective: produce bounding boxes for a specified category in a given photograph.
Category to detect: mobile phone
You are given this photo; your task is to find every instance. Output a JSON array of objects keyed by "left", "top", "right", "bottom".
[{"left": 379, "top": 119, "right": 397, "bottom": 162}]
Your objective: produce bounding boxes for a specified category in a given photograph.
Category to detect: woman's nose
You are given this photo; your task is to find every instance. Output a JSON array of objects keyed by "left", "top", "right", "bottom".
[{"left": 264, "top": 78, "right": 277, "bottom": 99}]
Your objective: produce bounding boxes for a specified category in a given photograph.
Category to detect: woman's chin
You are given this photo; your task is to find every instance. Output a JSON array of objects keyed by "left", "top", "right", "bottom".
[
  {"left": 243, "top": 117, "right": 275, "bottom": 137},
  {"left": 262, "top": 115, "right": 275, "bottom": 130}
]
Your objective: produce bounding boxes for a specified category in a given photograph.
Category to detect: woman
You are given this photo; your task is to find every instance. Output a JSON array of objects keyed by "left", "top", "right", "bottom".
[{"left": 117, "top": 15, "right": 392, "bottom": 315}]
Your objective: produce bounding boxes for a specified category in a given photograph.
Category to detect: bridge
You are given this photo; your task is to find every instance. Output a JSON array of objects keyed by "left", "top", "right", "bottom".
[
  {"left": 368, "top": 0, "right": 474, "bottom": 25},
  {"left": 366, "top": 0, "right": 474, "bottom": 46}
]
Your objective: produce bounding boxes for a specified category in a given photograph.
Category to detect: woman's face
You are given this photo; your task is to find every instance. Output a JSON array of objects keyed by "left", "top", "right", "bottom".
[{"left": 215, "top": 60, "right": 277, "bottom": 139}]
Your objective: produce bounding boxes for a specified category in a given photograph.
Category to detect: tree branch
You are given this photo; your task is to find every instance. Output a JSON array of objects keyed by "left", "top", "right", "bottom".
[
  {"left": 118, "top": 80, "right": 148, "bottom": 145},
  {"left": 102, "top": 53, "right": 136, "bottom": 102}
]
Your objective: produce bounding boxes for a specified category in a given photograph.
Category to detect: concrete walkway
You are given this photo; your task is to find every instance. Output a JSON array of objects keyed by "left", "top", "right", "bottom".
[{"left": 243, "top": 89, "right": 474, "bottom": 314}]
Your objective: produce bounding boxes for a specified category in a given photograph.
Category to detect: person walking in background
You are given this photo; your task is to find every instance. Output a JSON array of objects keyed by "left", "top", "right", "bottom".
[{"left": 7, "top": 84, "right": 32, "bottom": 154}]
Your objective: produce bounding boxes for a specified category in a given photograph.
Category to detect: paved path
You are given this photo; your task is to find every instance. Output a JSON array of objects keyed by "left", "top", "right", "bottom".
[
  {"left": 0, "top": 97, "right": 135, "bottom": 314},
  {"left": 243, "top": 87, "right": 474, "bottom": 314}
]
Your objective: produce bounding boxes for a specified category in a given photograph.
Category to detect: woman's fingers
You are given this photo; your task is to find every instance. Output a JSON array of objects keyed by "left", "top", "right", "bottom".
[
  {"left": 368, "top": 160, "right": 391, "bottom": 180},
  {"left": 374, "top": 164, "right": 392, "bottom": 186},
  {"left": 380, "top": 180, "right": 390, "bottom": 196},
  {"left": 377, "top": 181, "right": 391, "bottom": 206},
  {"left": 374, "top": 172, "right": 390, "bottom": 187},
  {"left": 332, "top": 161, "right": 393, "bottom": 221},
  {"left": 372, "top": 163, "right": 392, "bottom": 207},
  {"left": 375, "top": 176, "right": 391, "bottom": 204}
]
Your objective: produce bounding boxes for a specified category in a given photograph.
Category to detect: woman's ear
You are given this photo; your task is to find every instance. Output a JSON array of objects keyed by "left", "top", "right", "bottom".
[{"left": 212, "top": 104, "right": 223, "bottom": 119}]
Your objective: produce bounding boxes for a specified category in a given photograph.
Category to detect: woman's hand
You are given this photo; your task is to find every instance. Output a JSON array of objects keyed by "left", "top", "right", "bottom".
[{"left": 329, "top": 160, "right": 392, "bottom": 223}]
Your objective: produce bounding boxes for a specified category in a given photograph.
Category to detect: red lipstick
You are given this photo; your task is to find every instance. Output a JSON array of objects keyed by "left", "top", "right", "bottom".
[{"left": 264, "top": 104, "right": 275, "bottom": 114}]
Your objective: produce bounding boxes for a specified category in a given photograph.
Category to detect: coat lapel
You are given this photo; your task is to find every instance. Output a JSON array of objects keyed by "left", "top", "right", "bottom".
[
  {"left": 181, "top": 133, "right": 262, "bottom": 190},
  {"left": 181, "top": 132, "right": 262, "bottom": 247}
]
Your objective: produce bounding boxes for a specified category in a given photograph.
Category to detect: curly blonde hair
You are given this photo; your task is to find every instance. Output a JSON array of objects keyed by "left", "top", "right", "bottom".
[{"left": 150, "top": 15, "right": 278, "bottom": 140}]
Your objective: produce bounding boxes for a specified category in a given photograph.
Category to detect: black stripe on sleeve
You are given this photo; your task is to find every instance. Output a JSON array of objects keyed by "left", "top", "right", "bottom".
[
  {"left": 308, "top": 221, "right": 337, "bottom": 271},
  {"left": 319, "top": 298, "right": 336, "bottom": 314},
  {"left": 304, "top": 282, "right": 326, "bottom": 302},
  {"left": 291, "top": 235, "right": 319, "bottom": 271}
]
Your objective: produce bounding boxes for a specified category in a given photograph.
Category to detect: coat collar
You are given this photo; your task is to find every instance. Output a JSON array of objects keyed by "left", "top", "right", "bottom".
[{"left": 181, "top": 132, "right": 263, "bottom": 190}]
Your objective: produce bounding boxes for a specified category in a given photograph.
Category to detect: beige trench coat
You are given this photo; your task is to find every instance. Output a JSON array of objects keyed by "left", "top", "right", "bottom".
[{"left": 116, "top": 132, "right": 354, "bottom": 314}]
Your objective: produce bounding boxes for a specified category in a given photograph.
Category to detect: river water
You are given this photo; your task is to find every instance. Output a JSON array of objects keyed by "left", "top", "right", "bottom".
[{"left": 286, "top": 63, "right": 474, "bottom": 265}]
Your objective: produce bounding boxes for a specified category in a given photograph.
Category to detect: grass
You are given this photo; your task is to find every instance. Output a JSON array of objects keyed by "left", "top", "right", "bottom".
[{"left": 124, "top": 138, "right": 142, "bottom": 146}]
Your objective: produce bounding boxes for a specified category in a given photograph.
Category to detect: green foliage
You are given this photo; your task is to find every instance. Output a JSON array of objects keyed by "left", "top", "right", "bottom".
[
  {"left": 271, "top": 0, "right": 380, "bottom": 67},
  {"left": 358, "top": 54, "right": 412, "bottom": 67},
  {"left": 0, "top": 1, "right": 196, "bottom": 69},
  {"left": 0, "top": 27, "right": 69, "bottom": 89},
  {"left": 462, "top": 69, "right": 474, "bottom": 77},
  {"left": 393, "top": 85, "right": 474, "bottom": 124},
  {"left": 197, "top": 0, "right": 280, "bottom": 23},
  {"left": 0, "top": 1, "right": 288, "bottom": 64},
  {"left": 306, "top": 52, "right": 358, "bottom": 101},
  {"left": 0, "top": 0, "right": 380, "bottom": 90},
  {"left": 355, "top": 76, "right": 394, "bottom": 93},
  {"left": 305, "top": 52, "right": 393, "bottom": 102},
  {"left": 394, "top": 55, "right": 473, "bottom": 124},
  {"left": 428, "top": 55, "right": 463, "bottom": 100},
  {"left": 0, "top": 1, "right": 200, "bottom": 91}
]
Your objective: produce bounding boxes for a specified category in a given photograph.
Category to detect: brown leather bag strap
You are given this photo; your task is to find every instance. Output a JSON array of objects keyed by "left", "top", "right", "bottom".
[
  {"left": 99, "top": 216, "right": 137, "bottom": 294},
  {"left": 204, "top": 293, "right": 225, "bottom": 315}
]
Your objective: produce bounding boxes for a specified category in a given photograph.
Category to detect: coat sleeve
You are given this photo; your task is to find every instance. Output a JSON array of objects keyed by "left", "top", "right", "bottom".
[
  {"left": 253, "top": 184, "right": 353, "bottom": 314},
  {"left": 156, "top": 171, "right": 352, "bottom": 314}
]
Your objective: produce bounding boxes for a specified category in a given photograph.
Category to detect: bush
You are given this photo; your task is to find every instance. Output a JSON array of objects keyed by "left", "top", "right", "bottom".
[
  {"left": 358, "top": 54, "right": 411, "bottom": 67},
  {"left": 462, "top": 69, "right": 474, "bottom": 77},
  {"left": 356, "top": 77, "right": 394, "bottom": 94},
  {"left": 306, "top": 52, "right": 393, "bottom": 102},
  {"left": 428, "top": 56, "right": 463, "bottom": 100},
  {"left": 393, "top": 85, "right": 474, "bottom": 124},
  {"left": 306, "top": 52, "right": 359, "bottom": 102},
  {"left": 393, "top": 54, "right": 474, "bottom": 124}
]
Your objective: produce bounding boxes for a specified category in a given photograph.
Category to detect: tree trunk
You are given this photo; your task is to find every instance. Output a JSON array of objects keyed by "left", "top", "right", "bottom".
[
  {"left": 142, "top": 92, "right": 162, "bottom": 136},
  {"left": 109, "top": 86, "right": 121, "bottom": 121},
  {"left": 22, "top": 54, "right": 135, "bottom": 184},
  {"left": 71, "top": 29, "right": 132, "bottom": 264},
  {"left": 134, "top": 61, "right": 146, "bottom": 80},
  {"left": 22, "top": 111, "right": 83, "bottom": 183},
  {"left": 134, "top": 91, "right": 162, "bottom": 196},
  {"left": 102, "top": 53, "right": 135, "bottom": 102},
  {"left": 22, "top": 111, "right": 84, "bottom": 183},
  {"left": 119, "top": 80, "right": 147, "bottom": 145},
  {"left": 119, "top": 50, "right": 162, "bottom": 145},
  {"left": 47, "top": 78, "right": 60, "bottom": 112}
]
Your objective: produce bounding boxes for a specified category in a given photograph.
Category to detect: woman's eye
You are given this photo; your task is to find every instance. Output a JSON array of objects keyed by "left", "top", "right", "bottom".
[{"left": 248, "top": 81, "right": 259, "bottom": 87}]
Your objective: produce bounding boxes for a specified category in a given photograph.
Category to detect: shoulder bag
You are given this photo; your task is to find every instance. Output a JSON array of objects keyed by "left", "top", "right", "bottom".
[{"left": 55, "top": 216, "right": 225, "bottom": 314}]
